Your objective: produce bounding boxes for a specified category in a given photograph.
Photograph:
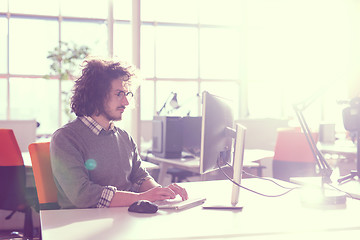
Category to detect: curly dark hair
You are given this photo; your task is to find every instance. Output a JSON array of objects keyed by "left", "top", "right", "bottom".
[{"left": 71, "top": 57, "right": 138, "bottom": 117}]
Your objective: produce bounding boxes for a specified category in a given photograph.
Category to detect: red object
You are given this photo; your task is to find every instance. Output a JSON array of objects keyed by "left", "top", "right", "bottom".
[
  {"left": 28, "top": 142, "right": 58, "bottom": 205},
  {"left": 273, "top": 127, "right": 319, "bottom": 163},
  {"left": 0, "top": 129, "right": 23, "bottom": 166}
]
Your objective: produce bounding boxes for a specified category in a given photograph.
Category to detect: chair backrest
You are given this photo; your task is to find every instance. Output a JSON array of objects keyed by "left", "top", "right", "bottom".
[
  {"left": 0, "top": 120, "right": 37, "bottom": 152},
  {"left": 0, "top": 129, "right": 34, "bottom": 238},
  {"left": 272, "top": 127, "right": 318, "bottom": 181},
  {"left": 0, "top": 129, "right": 27, "bottom": 210},
  {"left": 0, "top": 129, "right": 24, "bottom": 166},
  {"left": 273, "top": 127, "right": 318, "bottom": 163},
  {"left": 28, "top": 142, "right": 58, "bottom": 208}
]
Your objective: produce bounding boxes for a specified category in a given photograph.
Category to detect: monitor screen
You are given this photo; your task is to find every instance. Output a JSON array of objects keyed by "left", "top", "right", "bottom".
[
  {"left": 199, "top": 91, "right": 246, "bottom": 209},
  {"left": 200, "top": 91, "right": 234, "bottom": 174}
]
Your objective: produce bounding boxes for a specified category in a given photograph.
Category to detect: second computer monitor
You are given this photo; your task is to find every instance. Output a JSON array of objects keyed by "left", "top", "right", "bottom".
[{"left": 200, "top": 91, "right": 246, "bottom": 209}]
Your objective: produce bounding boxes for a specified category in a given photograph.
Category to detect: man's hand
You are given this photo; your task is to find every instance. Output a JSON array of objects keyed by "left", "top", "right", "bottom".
[
  {"left": 140, "top": 183, "right": 188, "bottom": 202},
  {"left": 167, "top": 183, "right": 188, "bottom": 200}
]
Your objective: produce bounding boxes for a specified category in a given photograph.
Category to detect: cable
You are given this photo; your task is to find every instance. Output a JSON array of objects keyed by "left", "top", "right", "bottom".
[
  {"left": 224, "top": 161, "right": 297, "bottom": 190},
  {"left": 242, "top": 169, "right": 296, "bottom": 190},
  {"left": 231, "top": 162, "right": 359, "bottom": 200},
  {"left": 218, "top": 159, "right": 298, "bottom": 197},
  {"left": 326, "top": 183, "right": 360, "bottom": 200},
  {"left": 221, "top": 158, "right": 360, "bottom": 201}
]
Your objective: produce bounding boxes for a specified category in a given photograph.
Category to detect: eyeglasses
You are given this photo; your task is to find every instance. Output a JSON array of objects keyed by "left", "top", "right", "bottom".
[{"left": 115, "top": 90, "right": 134, "bottom": 100}]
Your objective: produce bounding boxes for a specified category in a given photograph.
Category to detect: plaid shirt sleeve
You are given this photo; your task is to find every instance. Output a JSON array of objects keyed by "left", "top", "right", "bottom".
[{"left": 96, "top": 186, "right": 117, "bottom": 208}]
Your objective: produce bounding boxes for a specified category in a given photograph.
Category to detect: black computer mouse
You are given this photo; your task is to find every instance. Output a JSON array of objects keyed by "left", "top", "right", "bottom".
[{"left": 128, "top": 200, "right": 158, "bottom": 214}]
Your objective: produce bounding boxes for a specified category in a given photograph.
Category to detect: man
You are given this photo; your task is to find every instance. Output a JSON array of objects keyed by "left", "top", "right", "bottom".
[{"left": 50, "top": 57, "right": 188, "bottom": 209}]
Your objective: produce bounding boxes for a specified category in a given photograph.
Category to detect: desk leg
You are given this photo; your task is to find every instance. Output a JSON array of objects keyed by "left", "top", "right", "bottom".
[{"left": 157, "top": 162, "right": 169, "bottom": 186}]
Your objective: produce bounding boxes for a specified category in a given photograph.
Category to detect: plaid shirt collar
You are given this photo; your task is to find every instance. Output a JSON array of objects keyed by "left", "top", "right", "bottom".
[{"left": 79, "top": 116, "right": 116, "bottom": 135}]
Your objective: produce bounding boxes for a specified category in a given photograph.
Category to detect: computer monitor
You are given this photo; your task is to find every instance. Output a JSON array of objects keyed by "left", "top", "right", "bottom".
[{"left": 200, "top": 91, "right": 246, "bottom": 209}]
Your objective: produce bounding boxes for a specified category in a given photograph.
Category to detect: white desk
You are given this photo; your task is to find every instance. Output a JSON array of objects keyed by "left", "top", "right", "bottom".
[
  {"left": 291, "top": 176, "right": 360, "bottom": 199},
  {"left": 40, "top": 178, "right": 360, "bottom": 240},
  {"left": 22, "top": 151, "right": 32, "bottom": 167},
  {"left": 318, "top": 140, "right": 357, "bottom": 158},
  {"left": 142, "top": 149, "right": 273, "bottom": 185},
  {"left": 21, "top": 151, "right": 37, "bottom": 188},
  {"left": 318, "top": 140, "right": 357, "bottom": 176}
]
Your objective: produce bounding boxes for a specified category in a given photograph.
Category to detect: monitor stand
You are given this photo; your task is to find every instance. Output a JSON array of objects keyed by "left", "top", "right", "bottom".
[
  {"left": 201, "top": 177, "right": 244, "bottom": 210},
  {"left": 202, "top": 173, "right": 243, "bottom": 210},
  {"left": 202, "top": 203, "right": 243, "bottom": 210},
  {"left": 202, "top": 124, "right": 246, "bottom": 210}
]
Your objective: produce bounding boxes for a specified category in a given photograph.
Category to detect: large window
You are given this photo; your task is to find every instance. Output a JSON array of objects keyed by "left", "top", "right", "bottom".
[
  {"left": 140, "top": 0, "right": 243, "bottom": 121},
  {"left": 1, "top": 0, "right": 119, "bottom": 135},
  {"left": 9, "top": 17, "right": 58, "bottom": 75},
  {"left": 1, "top": 0, "right": 359, "bottom": 139}
]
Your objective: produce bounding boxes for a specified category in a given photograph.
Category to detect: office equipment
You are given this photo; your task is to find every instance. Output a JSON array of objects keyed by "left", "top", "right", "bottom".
[
  {"left": 152, "top": 116, "right": 183, "bottom": 158},
  {"left": 165, "top": 116, "right": 202, "bottom": 182},
  {"left": 141, "top": 150, "right": 270, "bottom": 185},
  {"left": 28, "top": 142, "right": 60, "bottom": 210},
  {"left": 152, "top": 116, "right": 201, "bottom": 182},
  {"left": 200, "top": 91, "right": 246, "bottom": 209},
  {"left": 128, "top": 200, "right": 158, "bottom": 213},
  {"left": 157, "top": 92, "right": 180, "bottom": 116},
  {"left": 293, "top": 94, "right": 347, "bottom": 207},
  {"left": 166, "top": 167, "right": 196, "bottom": 183},
  {"left": 0, "top": 129, "right": 34, "bottom": 239},
  {"left": 294, "top": 99, "right": 360, "bottom": 199},
  {"left": 39, "top": 179, "right": 360, "bottom": 240},
  {"left": 182, "top": 116, "right": 202, "bottom": 154},
  {"left": 152, "top": 116, "right": 202, "bottom": 159},
  {"left": 291, "top": 176, "right": 360, "bottom": 199},
  {"left": 155, "top": 196, "right": 206, "bottom": 210}
]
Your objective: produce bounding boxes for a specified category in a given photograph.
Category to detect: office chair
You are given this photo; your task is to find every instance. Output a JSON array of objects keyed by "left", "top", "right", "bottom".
[
  {"left": 0, "top": 129, "right": 35, "bottom": 239},
  {"left": 28, "top": 142, "right": 60, "bottom": 210},
  {"left": 166, "top": 167, "right": 198, "bottom": 183},
  {"left": 272, "top": 127, "right": 318, "bottom": 181}
]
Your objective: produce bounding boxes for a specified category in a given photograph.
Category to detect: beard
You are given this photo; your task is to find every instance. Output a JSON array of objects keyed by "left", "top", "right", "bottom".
[{"left": 102, "top": 107, "right": 124, "bottom": 122}]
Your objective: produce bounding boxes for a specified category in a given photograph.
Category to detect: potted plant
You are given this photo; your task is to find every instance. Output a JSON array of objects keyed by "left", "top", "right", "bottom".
[{"left": 45, "top": 41, "right": 90, "bottom": 124}]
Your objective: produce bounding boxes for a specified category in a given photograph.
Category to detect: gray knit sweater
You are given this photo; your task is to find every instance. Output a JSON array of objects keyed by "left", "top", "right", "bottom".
[{"left": 50, "top": 118, "right": 150, "bottom": 209}]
